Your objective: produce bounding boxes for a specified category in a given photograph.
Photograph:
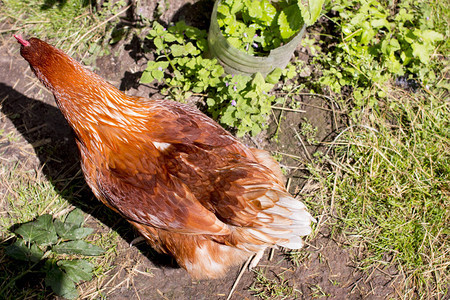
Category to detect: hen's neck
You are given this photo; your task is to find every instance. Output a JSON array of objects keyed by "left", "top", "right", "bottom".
[{"left": 33, "top": 55, "right": 149, "bottom": 149}]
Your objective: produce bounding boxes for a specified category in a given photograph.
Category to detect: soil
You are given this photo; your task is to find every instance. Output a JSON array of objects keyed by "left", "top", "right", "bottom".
[{"left": 0, "top": 1, "right": 400, "bottom": 299}]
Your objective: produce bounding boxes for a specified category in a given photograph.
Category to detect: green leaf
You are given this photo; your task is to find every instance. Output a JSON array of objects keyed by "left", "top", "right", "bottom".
[
  {"left": 260, "top": 0, "right": 277, "bottom": 25},
  {"left": 184, "top": 42, "right": 200, "bottom": 56},
  {"left": 307, "top": 0, "right": 325, "bottom": 25},
  {"left": 153, "top": 37, "right": 164, "bottom": 51},
  {"left": 140, "top": 70, "right": 154, "bottom": 83},
  {"left": 58, "top": 260, "right": 94, "bottom": 282},
  {"left": 151, "top": 69, "right": 165, "bottom": 81},
  {"left": 184, "top": 25, "right": 207, "bottom": 40},
  {"left": 5, "top": 240, "right": 44, "bottom": 262},
  {"left": 370, "top": 18, "right": 390, "bottom": 29},
  {"left": 247, "top": 1, "right": 263, "bottom": 20},
  {"left": 411, "top": 42, "right": 431, "bottom": 64},
  {"left": 170, "top": 44, "right": 186, "bottom": 57},
  {"left": 220, "top": 106, "right": 237, "bottom": 126},
  {"left": 54, "top": 219, "right": 94, "bottom": 240},
  {"left": 53, "top": 240, "right": 105, "bottom": 256},
  {"left": 163, "top": 32, "right": 177, "bottom": 43},
  {"left": 206, "top": 98, "right": 215, "bottom": 107},
  {"left": 45, "top": 266, "right": 78, "bottom": 300},
  {"left": 420, "top": 30, "right": 444, "bottom": 44},
  {"left": 252, "top": 72, "right": 265, "bottom": 86},
  {"left": 297, "top": 0, "right": 325, "bottom": 26},
  {"left": 14, "top": 214, "right": 58, "bottom": 246},
  {"left": 360, "top": 27, "right": 375, "bottom": 45},
  {"left": 230, "top": 0, "right": 244, "bottom": 14},
  {"left": 64, "top": 209, "right": 84, "bottom": 227},
  {"left": 266, "top": 68, "right": 282, "bottom": 84},
  {"left": 278, "top": 4, "right": 303, "bottom": 40},
  {"left": 251, "top": 122, "right": 262, "bottom": 136}
]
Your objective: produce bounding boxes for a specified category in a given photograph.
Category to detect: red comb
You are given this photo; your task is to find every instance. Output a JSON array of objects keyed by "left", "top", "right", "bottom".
[{"left": 14, "top": 34, "right": 31, "bottom": 47}]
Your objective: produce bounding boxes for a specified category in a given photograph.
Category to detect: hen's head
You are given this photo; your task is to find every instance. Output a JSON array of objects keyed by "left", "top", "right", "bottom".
[
  {"left": 13, "top": 34, "right": 85, "bottom": 94},
  {"left": 14, "top": 35, "right": 55, "bottom": 68}
]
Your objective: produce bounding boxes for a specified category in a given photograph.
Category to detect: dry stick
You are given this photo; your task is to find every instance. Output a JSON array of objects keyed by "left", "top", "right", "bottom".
[
  {"left": 226, "top": 256, "right": 252, "bottom": 300},
  {"left": 132, "top": 275, "right": 142, "bottom": 300},
  {"left": 268, "top": 247, "right": 275, "bottom": 261},
  {"left": 293, "top": 127, "right": 312, "bottom": 162},
  {"left": 270, "top": 109, "right": 279, "bottom": 127},
  {"left": 273, "top": 150, "right": 305, "bottom": 161},
  {"left": 329, "top": 162, "right": 341, "bottom": 217},
  {"left": 156, "top": 289, "right": 170, "bottom": 300},
  {"left": 271, "top": 106, "right": 306, "bottom": 113},
  {"left": 275, "top": 92, "right": 344, "bottom": 113}
]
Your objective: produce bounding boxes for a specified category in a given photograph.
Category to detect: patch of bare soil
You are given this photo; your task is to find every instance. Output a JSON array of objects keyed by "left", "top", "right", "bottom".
[{"left": 0, "top": 1, "right": 400, "bottom": 299}]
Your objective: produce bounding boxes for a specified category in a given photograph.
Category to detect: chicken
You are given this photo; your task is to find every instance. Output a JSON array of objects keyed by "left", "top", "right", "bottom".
[{"left": 14, "top": 35, "right": 315, "bottom": 279}]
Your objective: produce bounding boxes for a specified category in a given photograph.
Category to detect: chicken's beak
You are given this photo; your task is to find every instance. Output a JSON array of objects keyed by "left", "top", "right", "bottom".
[{"left": 14, "top": 34, "right": 31, "bottom": 47}]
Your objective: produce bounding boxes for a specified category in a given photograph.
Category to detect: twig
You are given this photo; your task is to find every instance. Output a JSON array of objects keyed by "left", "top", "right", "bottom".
[
  {"left": 156, "top": 289, "right": 169, "bottom": 300},
  {"left": 293, "top": 127, "right": 312, "bottom": 162},
  {"left": 268, "top": 248, "right": 275, "bottom": 261},
  {"left": 329, "top": 164, "right": 340, "bottom": 217},
  {"left": 227, "top": 256, "right": 252, "bottom": 300},
  {"left": 273, "top": 151, "right": 306, "bottom": 162},
  {"left": 271, "top": 106, "right": 306, "bottom": 113}
]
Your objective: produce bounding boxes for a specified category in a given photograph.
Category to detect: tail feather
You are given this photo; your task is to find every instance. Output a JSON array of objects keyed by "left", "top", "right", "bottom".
[{"left": 238, "top": 188, "right": 315, "bottom": 250}]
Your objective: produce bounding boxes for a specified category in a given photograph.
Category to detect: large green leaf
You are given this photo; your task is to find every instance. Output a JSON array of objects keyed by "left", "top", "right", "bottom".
[
  {"left": 53, "top": 240, "right": 105, "bottom": 256},
  {"left": 5, "top": 240, "right": 44, "bottom": 262},
  {"left": 298, "top": 0, "right": 325, "bottom": 26},
  {"left": 420, "top": 29, "right": 444, "bottom": 44},
  {"left": 307, "top": 0, "right": 325, "bottom": 25},
  {"left": 14, "top": 214, "right": 58, "bottom": 246},
  {"left": 58, "top": 260, "right": 94, "bottom": 282},
  {"left": 140, "top": 70, "right": 154, "bottom": 84},
  {"left": 278, "top": 4, "right": 303, "bottom": 40},
  {"left": 265, "top": 68, "right": 283, "bottom": 84},
  {"left": 54, "top": 219, "right": 94, "bottom": 240},
  {"left": 45, "top": 266, "right": 78, "bottom": 300},
  {"left": 412, "top": 42, "right": 432, "bottom": 64},
  {"left": 64, "top": 209, "right": 85, "bottom": 227}
]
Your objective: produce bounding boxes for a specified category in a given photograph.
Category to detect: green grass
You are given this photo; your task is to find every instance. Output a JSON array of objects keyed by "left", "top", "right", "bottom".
[
  {"left": 0, "top": 163, "right": 70, "bottom": 299},
  {"left": 315, "top": 86, "right": 449, "bottom": 298},
  {"left": 0, "top": 163, "right": 71, "bottom": 230},
  {"left": 0, "top": 162, "right": 119, "bottom": 299},
  {"left": 1, "top": 0, "right": 128, "bottom": 58}
]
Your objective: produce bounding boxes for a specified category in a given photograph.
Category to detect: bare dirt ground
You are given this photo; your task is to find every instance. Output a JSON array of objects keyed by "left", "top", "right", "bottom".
[{"left": 0, "top": 0, "right": 401, "bottom": 299}]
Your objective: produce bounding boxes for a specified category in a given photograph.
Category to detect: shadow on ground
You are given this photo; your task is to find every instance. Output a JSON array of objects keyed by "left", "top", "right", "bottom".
[{"left": 0, "top": 82, "right": 180, "bottom": 283}]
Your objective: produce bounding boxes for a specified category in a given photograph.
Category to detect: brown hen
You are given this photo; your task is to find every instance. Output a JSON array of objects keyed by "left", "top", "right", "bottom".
[{"left": 14, "top": 35, "right": 315, "bottom": 279}]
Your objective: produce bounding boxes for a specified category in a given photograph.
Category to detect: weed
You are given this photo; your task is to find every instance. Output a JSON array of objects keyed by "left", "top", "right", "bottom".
[
  {"left": 216, "top": 0, "right": 325, "bottom": 56},
  {"left": 0, "top": 163, "right": 114, "bottom": 299},
  {"left": 285, "top": 249, "right": 310, "bottom": 267},
  {"left": 141, "top": 20, "right": 276, "bottom": 136},
  {"left": 3, "top": 210, "right": 104, "bottom": 299},
  {"left": 309, "top": 284, "right": 331, "bottom": 298},
  {"left": 249, "top": 268, "right": 300, "bottom": 299},
  {"left": 299, "top": 119, "right": 319, "bottom": 145}
]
